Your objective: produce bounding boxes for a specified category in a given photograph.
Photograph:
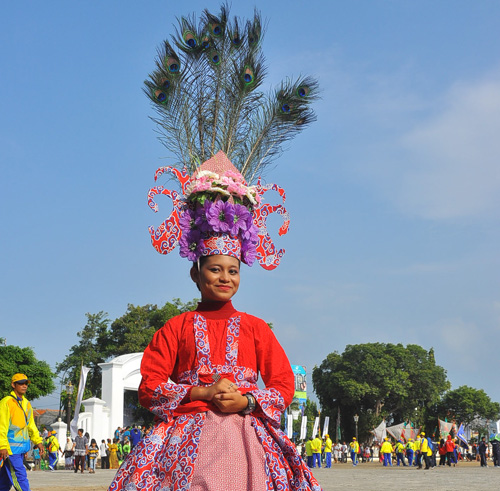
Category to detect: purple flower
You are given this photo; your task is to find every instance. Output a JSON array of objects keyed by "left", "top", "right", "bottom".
[
  {"left": 241, "top": 239, "right": 257, "bottom": 266},
  {"left": 179, "top": 229, "right": 203, "bottom": 261},
  {"left": 194, "top": 200, "right": 212, "bottom": 233},
  {"left": 206, "top": 200, "right": 234, "bottom": 233},
  {"left": 179, "top": 208, "right": 196, "bottom": 232},
  {"left": 241, "top": 221, "right": 258, "bottom": 242},
  {"left": 230, "top": 204, "right": 251, "bottom": 235}
]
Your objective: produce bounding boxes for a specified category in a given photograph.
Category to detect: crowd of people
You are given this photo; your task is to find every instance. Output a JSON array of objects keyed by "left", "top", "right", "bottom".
[
  {"left": 299, "top": 435, "right": 375, "bottom": 468},
  {"left": 30, "top": 424, "right": 151, "bottom": 473},
  {"left": 295, "top": 432, "right": 500, "bottom": 470}
]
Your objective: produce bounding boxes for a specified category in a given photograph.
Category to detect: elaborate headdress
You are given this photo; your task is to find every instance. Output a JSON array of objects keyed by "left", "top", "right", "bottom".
[{"left": 146, "top": 5, "right": 318, "bottom": 270}]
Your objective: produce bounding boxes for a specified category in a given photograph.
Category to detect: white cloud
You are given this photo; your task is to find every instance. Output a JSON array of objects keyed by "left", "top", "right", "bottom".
[{"left": 395, "top": 75, "right": 500, "bottom": 220}]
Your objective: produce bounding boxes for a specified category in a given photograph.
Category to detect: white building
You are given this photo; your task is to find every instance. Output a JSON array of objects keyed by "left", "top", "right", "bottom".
[{"left": 53, "top": 353, "right": 143, "bottom": 447}]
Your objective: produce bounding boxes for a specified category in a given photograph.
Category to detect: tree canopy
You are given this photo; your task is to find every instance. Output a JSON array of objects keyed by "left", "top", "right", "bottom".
[
  {"left": 437, "top": 385, "right": 500, "bottom": 427},
  {"left": 312, "top": 343, "right": 450, "bottom": 440},
  {"left": 0, "top": 341, "right": 55, "bottom": 400},
  {"left": 56, "top": 298, "right": 198, "bottom": 399}
]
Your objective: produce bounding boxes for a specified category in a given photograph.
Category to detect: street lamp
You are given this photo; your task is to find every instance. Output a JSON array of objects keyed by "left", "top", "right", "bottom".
[
  {"left": 66, "top": 381, "right": 74, "bottom": 436},
  {"left": 353, "top": 414, "right": 359, "bottom": 441}
]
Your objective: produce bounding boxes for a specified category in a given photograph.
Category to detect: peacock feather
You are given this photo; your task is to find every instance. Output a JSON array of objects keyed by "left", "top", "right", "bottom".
[{"left": 144, "top": 4, "right": 319, "bottom": 183}]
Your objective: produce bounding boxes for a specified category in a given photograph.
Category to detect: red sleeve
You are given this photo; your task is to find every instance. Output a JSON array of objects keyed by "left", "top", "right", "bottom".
[
  {"left": 138, "top": 314, "right": 197, "bottom": 421},
  {"left": 244, "top": 314, "right": 295, "bottom": 427}
]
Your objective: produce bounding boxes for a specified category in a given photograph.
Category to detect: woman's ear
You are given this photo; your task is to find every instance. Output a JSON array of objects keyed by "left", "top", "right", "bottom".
[{"left": 190, "top": 264, "right": 199, "bottom": 285}]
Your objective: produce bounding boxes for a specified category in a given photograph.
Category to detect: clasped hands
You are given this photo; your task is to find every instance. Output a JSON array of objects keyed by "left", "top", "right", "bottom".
[{"left": 190, "top": 378, "right": 249, "bottom": 413}]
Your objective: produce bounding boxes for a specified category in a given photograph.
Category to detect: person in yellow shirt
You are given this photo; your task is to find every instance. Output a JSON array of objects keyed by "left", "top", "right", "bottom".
[
  {"left": 0, "top": 373, "right": 44, "bottom": 491},
  {"left": 417, "top": 432, "right": 430, "bottom": 469},
  {"left": 380, "top": 437, "right": 393, "bottom": 467},
  {"left": 324, "top": 434, "right": 333, "bottom": 468},
  {"left": 349, "top": 437, "right": 360, "bottom": 466},
  {"left": 311, "top": 434, "right": 322, "bottom": 468},
  {"left": 406, "top": 439, "right": 415, "bottom": 466},
  {"left": 413, "top": 436, "right": 421, "bottom": 468},
  {"left": 47, "top": 430, "right": 62, "bottom": 471},
  {"left": 395, "top": 439, "right": 406, "bottom": 466},
  {"left": 305, "top": 437, "right": 313, "bottom": 468}
]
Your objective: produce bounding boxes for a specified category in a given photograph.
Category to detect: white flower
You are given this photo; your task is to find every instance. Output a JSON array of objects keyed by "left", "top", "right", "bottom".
[{"left": 196, "top": 170, "right": 220, "bottom": 179}]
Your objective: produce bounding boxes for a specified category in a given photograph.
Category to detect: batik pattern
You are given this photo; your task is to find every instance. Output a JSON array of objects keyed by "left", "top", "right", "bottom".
[
  {"left": 109, "top": 313, "right": 322, "bottom": 491},
  {"left": 147, "top": 160, "right": 290, "bottom": 270}
]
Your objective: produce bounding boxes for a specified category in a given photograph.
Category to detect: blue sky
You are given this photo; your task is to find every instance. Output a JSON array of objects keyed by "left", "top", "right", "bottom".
[{"left": 1, "top": 0, "right": 499, "bottom": 414}]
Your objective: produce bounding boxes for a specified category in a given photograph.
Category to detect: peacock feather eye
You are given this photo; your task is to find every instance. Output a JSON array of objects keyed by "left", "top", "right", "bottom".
[
  {"left": 161, "top": 79, "right": 170, "bottom": 90},
  {"left": 183, "top": 30, "right": 198, "bottom": 48},
  {"left": 201, "top": 36, "right": 210, "bottom": 50},
  {"left": 232, "top": 35, "right": 241, "bottom": 46},
  {"left": 154, "top": 89, "right": 168, "bottom": 104},
  {"left": 210, "top": 23, "right": 222, "bottom": 37},
  {"left": 166, "top": 56, "right": 180, "bottom": 74},
  {"left": 242, "top": 66, "right": 254, "bottom": 85},
  {"left": 281, "top": 103, "right": 291, "bottom": 113},
  {"left": 208, "top": 50, "right": 221, "bottom": 66},
  {"left": 297, "top": 86, "right": 310, "bottom": 97}
]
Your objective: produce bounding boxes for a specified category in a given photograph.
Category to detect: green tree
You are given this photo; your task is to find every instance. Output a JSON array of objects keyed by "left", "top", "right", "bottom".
[
  {"left": 104, "top": 298, "right": 198, "bottom": 358},
  {"left": 0, "top": 342, "right": 55, "bottom": 400},
  {"left": 56, "top": 311, "right": 110, "bottom": 399},
  {"left": 57, "top": 298, "right": 198, "bottom": 402},
  {"left": 312, "top": 343, "right": 450, "bottom": 441},
  {"left": 437, "top": 385, "right": 500, "bottom": 427}
]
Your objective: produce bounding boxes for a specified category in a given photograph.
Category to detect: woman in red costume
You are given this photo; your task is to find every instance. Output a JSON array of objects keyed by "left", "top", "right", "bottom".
[
  {"left": 110, "top": 5, "right": 321, "bottom": 489},
  {"left": 110, "top": 246, "right": 321, "bottom": 490}
]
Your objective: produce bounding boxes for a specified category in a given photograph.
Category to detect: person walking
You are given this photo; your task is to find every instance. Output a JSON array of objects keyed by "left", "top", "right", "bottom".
[
  {"left": 324, "top": 434, "right": 333, "bottom": 468},
  {"left": 129, "top": 425, "right": 142, "bottom": 449},
  {"left": 108, "top": 439, "right": 119, "bottom": 469},
  {"left": 64, "top": 437, "right": 74, "bottom": 470},
  {"left": 445, "top": 434, "right": 455, "bottom": 466},
  {"left": 0, "top": 373, "right": 44, "bottom": 491},
  {"left": 490, "top": 435, "right": 500, "bottom": 467},
  {"left": 99, "top": 439, "right": 109, "bottom": 469},
  {"left": 438, "top": 438, "right": 447, "bottom": 466},
  {"left": 305, "top": 438, "right": 313, "bottom": 468},
  {"left": 46, "top": 430, "right": 62, "bottom": 471},
  {"left": 406, "top": 439, "right": 414, "bottom": 466},
  {"left": 395, "top": 439, "right": 406, "bottom": 466},
  {"left": 380, "top": 438, "right": 393, "bottom": 467},
  {"left": 349, "top": 437, "right": 359, "bottom": 466},
  {"left": 418, "top": 432, "right": 430, "bottom": 470},
  {"left": 72, "top": 428, "right": 88, "bottom": 473},
  {"left": 478, "top": 436, "right": 488, "bottom": 467},
  {"left": 88, "top": 439, "right": 99, "bottom": 473},
  {"left": 311, "top": 435, "right": 322, "bottom": 468}
]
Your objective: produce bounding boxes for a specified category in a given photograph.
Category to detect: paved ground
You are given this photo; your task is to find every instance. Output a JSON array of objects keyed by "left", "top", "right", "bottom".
[{"left": 26, "top": 462, "right": 500, "bottom": 490}]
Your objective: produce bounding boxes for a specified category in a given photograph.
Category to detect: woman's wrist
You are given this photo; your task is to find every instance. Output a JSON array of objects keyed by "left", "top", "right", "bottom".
[
  {"left": 241, "top": 393, "right": 256, "bottom": 415},
  {"left": 190, "top": 386, "right": 212, "bottom": 401}
]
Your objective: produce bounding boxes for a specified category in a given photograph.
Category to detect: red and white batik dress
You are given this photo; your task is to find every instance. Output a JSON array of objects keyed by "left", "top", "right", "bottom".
[{"left": 109, "top": 301, "right": 322, "bottom": 491}]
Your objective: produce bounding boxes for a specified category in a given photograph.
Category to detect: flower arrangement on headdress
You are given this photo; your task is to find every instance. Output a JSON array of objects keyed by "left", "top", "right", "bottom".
[
  {"left": 178, "top": 170, "right": 260, "bottom": 264},
  {"left": 145, "top": 5, "right": 318, "bottom": 271}
]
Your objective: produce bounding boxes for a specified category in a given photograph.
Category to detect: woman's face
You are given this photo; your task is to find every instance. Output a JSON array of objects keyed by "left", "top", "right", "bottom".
[{"left": 191, "top": 255, "right": 240, "bottom": 302}]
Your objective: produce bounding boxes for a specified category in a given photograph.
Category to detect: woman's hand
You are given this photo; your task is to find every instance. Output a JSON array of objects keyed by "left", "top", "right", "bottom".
[
  {"left": 190, "top": 378, "right": 238, "bottom": 402},
  {"left": 212, "top": 392, "right": 249, "bottom": 413}
]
